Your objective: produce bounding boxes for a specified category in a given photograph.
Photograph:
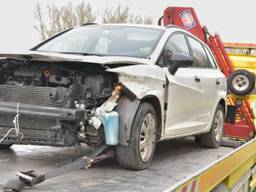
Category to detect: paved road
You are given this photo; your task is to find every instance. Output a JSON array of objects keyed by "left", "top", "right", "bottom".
[{"left": 0, "top": 138, "right": 233, "bottom": 192}]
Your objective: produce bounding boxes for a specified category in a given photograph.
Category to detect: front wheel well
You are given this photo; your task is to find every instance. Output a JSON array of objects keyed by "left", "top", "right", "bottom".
[{"left": 141, "top": 96, "right": 162, "bottom": 141}]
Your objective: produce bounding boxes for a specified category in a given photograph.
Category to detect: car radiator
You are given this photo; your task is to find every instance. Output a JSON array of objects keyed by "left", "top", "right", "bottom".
[
  {"left": 0, "top": 114, "right": 65, "bottom": 145},
  {"left": 0, "top": 85, "right": 66, "bottom": 146},
  {"left": 0, "top": 84, "right": 57, "bottom": 107}
]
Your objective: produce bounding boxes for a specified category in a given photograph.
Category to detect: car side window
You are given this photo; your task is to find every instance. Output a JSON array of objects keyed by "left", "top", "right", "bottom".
[
  {"left": 187, "top": 36, "right": 211, "bottom": 68},
  {"left": 204, "top": 46, "right": 217, "bottom": 68},
  {"left": 159, "top": 33, "right": 190, "bottom": 67}
]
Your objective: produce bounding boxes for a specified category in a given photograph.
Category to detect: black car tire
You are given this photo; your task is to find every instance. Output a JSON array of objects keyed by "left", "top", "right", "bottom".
[
  {"left": 116, "top": 102, "right": 157, "bottom": 170},
  {"left": 228, "top": 69, "right": 255, "bottom": 96},
  {"left": 199, "top": 104, "right": 224, "bottom": 148}
]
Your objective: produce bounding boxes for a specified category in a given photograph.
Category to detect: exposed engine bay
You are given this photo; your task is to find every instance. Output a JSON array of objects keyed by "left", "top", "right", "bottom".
[{"left": 0, "top": 58, "right": 118, "bottom": 147}]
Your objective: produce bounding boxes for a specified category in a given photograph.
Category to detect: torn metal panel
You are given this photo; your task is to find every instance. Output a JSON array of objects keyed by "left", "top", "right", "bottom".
[{"left": 107, "top": 64, "right": 166, "bottom": 100}]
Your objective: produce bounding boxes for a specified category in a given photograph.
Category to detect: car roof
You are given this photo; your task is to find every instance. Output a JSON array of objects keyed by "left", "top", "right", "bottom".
[{"left": 79, "top": 23, "right": 169, "bottom": 31}]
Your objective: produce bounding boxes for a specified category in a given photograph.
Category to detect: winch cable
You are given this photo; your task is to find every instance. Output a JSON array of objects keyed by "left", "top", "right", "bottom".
[
  {"left": 0, "top": 103, "right": 24, "bottom": 144},
  {"left": 1, "top": 144, "right": 113, "bottom": 192}
]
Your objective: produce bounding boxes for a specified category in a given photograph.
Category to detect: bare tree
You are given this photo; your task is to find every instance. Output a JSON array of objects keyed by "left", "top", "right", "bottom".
[
  {"left": 34, "top": 2, "right": 96, "bottom": 40},
  {"left": 102, "top": 4, "right": 129, "bottom": 23},
  {"left": 34, "top": 3, "right": 47, "bottom": 40},
  {"left": 102, "top": 4, "right": 153, "bottom": 24},
  {"left": 34, "top": 2, "right": 154, "bottom": 40},
  {"left": 129, "top": 15, "right": 153, "bottom": 25}
]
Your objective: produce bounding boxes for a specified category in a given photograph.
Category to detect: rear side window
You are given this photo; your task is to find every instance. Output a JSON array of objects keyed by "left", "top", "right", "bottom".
[
  {"left": 204, "top": 46, "right": 217, "bottom": 68},
  {"left": 159, "top": 33, "right": 190, "bottom": 67},
  {"left": 188, "top": 37, "right": 211, "bottom": 68}
]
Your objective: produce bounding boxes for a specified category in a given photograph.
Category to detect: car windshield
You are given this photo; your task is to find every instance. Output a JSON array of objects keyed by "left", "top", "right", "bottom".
[{"left": 36, "top": 26, "right": 164, "bottom": 58}]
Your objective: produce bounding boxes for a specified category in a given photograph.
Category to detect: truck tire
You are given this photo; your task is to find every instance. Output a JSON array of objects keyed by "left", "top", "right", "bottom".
[
  {"left": 116, "top": 102, "right": 157, "bottom": 170},
  {"left": 199, "top": 104, "right": 224, "bottom": 148},
  {"left": 0, "top": 144, "right": 12, "bottom": 149},
  {"left": 228, "top": 69, "right": 255, "bottom": 96}
]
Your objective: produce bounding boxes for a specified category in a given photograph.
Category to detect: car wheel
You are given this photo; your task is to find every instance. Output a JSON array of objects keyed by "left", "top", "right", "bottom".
[
  {"left": 199, "top": 104, "right": 224, "bottom": 148},
  {"left": 0, "top": 144, "right": 13, "bottom": 149},
  {"left": 228, "top": 69, "right": 255, "bottom": 96},
  {"left": 116, "top": 102, "right": 157, "bottom": 170}
]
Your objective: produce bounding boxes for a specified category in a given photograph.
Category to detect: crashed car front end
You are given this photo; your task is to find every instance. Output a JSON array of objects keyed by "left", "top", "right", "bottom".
[
  {"left": 0, "top": 51, "right": 165, "bottom": 148},
  {"left": 0, "top": 25, "right": 166, "bottom": 148},
  {"left": 0, "top": 53, "right": 124, "bottom": 147}
]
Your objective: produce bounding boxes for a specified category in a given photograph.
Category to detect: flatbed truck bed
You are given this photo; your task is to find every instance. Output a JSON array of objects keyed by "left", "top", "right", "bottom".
[{"left": 0, "top": 138, "right": 236, "bottom": 192}]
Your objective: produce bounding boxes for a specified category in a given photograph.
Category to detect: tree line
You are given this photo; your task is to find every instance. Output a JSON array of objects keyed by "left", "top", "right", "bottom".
[{"left": 34, "top": 2, "right": 154, "bottom": 40}]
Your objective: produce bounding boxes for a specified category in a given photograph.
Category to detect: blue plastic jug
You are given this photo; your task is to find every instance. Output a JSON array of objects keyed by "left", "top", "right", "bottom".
[{"left": 101, "top": 111, "right": 119, "bottom": 145}]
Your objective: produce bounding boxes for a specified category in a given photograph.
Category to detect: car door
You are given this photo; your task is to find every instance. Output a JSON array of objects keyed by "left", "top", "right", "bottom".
[
  {"left": 159, "top": 33, "right": 209, "bottom": 137},
  {"left": 186, "top": 36, "right": 223, "bottom": 126},
  {"left": 202, "top": 44, "right": 226, "bottom": 116}
]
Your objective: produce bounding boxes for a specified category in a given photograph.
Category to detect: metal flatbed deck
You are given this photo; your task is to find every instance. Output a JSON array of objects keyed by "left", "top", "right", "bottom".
[{"left": 0, "top": 138, "right": 233, "bottom": 192}]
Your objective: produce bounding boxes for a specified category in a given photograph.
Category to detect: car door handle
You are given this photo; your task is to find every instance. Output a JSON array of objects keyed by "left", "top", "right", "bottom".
[
  {"left": 194, "top": 76, "right": 201, "bottom": 83},
  {"left": 216, "top": 79, "right": 221, "bottom": 85}
]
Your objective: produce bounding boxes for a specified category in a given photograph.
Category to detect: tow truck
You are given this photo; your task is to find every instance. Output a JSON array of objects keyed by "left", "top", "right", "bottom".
[{"left": 1, "top": 6, "right": 256, "bottom": 192}]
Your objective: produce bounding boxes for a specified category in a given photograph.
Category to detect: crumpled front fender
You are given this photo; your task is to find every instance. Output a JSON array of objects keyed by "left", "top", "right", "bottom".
[
  {"left": 108, "top": 64, "right": 167, "bottom": 145},
  {"left": 107, "top": 64, "right": 166, "bottom": 100}
]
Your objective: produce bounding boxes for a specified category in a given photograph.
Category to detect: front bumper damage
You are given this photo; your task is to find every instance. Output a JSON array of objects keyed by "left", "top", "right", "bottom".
[
  {"left": 0, "top": 101, "right": 84, "bottom": 121},
  {"left": 0, "top": 93, "right": 120, "bottom": 147},
  {"left": 0, "top": 101, "right": 85, "bottom": 146}
]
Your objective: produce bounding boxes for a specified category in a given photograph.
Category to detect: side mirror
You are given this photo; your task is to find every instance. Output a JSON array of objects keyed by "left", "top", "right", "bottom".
[{"left": 168, "top": 53, "right": 193, "bottom": 75}]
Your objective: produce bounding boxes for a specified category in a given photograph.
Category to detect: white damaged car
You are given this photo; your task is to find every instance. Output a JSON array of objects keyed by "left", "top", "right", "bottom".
[{"left": 0, "top": 24, "right": 226, "bottom": 169}]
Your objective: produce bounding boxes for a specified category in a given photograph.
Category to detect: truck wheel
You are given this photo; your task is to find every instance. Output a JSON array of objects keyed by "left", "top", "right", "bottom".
[
  {"left": 116, "top": 103, "right": 157, "bottom": 170},
  {"left": 0, "top": 144, "right": 13, "bottom": 149},
  {"left": 199, "top": 104, "right": 224, "bottom": 148},
  {"left": 228, "top": 69, "right": 255, "bottom": 96}
]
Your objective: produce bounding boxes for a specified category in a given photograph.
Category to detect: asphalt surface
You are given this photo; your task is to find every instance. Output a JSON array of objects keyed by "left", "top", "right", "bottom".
[{"left": 0, "top": 138, "right": 233, "bottom": 192}]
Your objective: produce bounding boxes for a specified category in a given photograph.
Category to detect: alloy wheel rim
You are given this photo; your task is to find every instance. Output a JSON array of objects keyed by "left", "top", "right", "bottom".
[
  {"left": 213, "top": 109, "right": 224, "bottom": 142},
  {"left": 139, "top": 113, "right": 156, "bottom": 162}
]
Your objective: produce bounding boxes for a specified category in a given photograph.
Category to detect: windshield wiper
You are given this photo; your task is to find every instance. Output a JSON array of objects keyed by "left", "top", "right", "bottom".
[
  {"left": 82, "top": 53, "right": 104, "bottom": 56},
  {"left": 58, "top": 52, "right": 103, "bottom": 56}
]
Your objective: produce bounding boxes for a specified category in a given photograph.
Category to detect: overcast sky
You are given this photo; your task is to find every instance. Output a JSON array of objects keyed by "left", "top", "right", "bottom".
[{"left": 0, "top": 0, "right": 254, "bottom": 52}]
